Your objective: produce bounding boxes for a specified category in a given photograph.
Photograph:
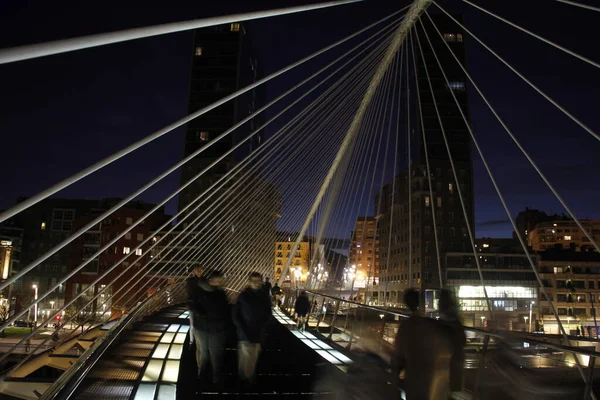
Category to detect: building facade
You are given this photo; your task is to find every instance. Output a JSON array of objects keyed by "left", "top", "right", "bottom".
[
  {"left": 348, "top": 217, "right": 379, "bottom": 289},
  {"left": 376, "top": 15, "right": 473, "bottom": 310},
  {"left": 529, "top": 220, "right": 600, "bottom": 252},
  {"left": 537, "top": 250, "right": 600, "bottom": 335},
  {"left": 274, "top": 236, "right": 312, "bottom": 285},
  {"left": 446, "top": 239, "right": 539, "bottom": 330},
  {"left": 65, "top": 202, "right": 170, "bottom": 318}
]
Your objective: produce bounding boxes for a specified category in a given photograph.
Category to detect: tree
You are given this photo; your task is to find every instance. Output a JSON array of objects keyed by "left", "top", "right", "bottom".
[{"left": 0, "top": 302, "right": 10, "bottom": 337}]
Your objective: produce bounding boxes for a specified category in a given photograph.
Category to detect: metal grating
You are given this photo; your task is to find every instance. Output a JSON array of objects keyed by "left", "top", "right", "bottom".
[
  {"left": 73, "top": 381, "right": 135, "bottom": 400},
  {"left": 88, "top": 359, "right": 145, "bottom": 380},
  {"left": 112, "top": 342, "right": 155, "bottom": 358},
  {"left": 137, "top": 323, "right": 169, "bottom": 332}
]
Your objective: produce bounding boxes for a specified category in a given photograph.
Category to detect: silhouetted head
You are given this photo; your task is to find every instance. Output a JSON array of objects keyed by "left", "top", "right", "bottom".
[
  {"left": 248, "top": 272, "right": 263, "bottom": 290},
  {"left": 192, "top": 265, "right": 204, "bottom": 278},
  {"left": 265, "top": 277, "right": 270, "bottom": 283},
  {"left": 300, "top": 290, "right": 306, "bottom": 296},
  {"left": 207, "top": 270, "right": 224, "bottom": 287},
  {"left": 404, "top": 288, "right": 420, "bottom": 313},
  {"left": 439, "top": 289, "right": 458, "bottom": 317}
]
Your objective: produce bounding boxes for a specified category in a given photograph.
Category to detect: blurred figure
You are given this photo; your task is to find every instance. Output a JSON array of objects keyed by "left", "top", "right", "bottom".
[
  {"left": 233, "top": 272, "right": 272, "bottom": 385},
  {"left": 192, "top": 270, "right": 229, "bottom": 387},
  {"left": 439, "top": 289, "right": 466, "bottom": 393},
  {"left": 186, "top": 265, "right": 205, "bottom": 369},
  {"left": 393, "top": 288, "right": 452, "bottom": 400},
  {"left": 294, "top": 291, "right": 310, "bottom": 332},
  {"left": 271, "top": 283, "right": 282, "bottom": 307},
  {"left": 263, "top": 277, "right": 272, "bottom": 293}
]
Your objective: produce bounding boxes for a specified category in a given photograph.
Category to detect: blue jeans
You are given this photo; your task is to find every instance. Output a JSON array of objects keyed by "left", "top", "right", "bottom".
[{"left": 193, "top": 328, "right": 226, "bottom": 383}]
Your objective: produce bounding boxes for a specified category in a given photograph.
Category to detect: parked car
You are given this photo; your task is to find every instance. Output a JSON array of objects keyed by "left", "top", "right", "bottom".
[{"left": 14, "top": 320, "right": 29, "bottom": 327}]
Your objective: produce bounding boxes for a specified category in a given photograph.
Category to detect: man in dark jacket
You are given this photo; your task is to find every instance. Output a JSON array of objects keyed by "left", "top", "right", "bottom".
[
  {"left": 186, "top": 265, "right": 205, "bottom": 368},
  {"left": 233, "top": 272, "right": 272, "bottom": 384},
  {"left": 190, "top": 270, "right": 230, "bottom": 387},
  {"left": 294, "top": 291, "right": 310, "bottom": 332}
]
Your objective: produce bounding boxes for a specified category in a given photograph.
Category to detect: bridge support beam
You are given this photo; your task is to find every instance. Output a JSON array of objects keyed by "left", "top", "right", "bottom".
[{"left": 278, "top": 0, "right": 432, "bottom": 286}]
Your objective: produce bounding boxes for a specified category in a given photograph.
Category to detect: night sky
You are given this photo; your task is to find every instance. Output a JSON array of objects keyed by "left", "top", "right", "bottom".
[{"left": 1, "top": 0, "right": 598, "bottom": 239}]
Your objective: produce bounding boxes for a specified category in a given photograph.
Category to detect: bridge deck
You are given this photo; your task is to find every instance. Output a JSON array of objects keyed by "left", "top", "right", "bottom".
[{"left": 67, "top": 304, "right": 365, "bottom": 399}]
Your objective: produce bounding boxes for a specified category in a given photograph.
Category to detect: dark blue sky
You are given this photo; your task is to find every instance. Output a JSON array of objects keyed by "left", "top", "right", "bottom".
[{"left": 0, "top": 0, "right": 598, "bottom": 239}]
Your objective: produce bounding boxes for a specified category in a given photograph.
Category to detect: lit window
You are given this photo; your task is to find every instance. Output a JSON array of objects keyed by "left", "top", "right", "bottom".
[
  {"left": 230, "top": 23, "right": 240, "bottom": 32},
  {"left": 123, "top": 247, "right": 131, "bottom": 254},
  {"left": 195, "top": 47, "right": 203, "bottom": 56},
  {"left": 137, "top": 233, "right": 144, "bottom": 241},
  {"left": 126, "top": 217, "right": 133, "bottom": 225},
  {"left": 41, "top": 222, "right": 46, "bottom": 231},
  {"left": 125, "top": 232, "right": 131, "bottom": 240},
  {"left": 447, "top": 81, "right": 465, "bottom": 91},
  {"left": 449, "top": 183, "right": 454, "bottom": 193},
  {"left": 198, "top": 131, "right": 209, "bottom": 141},
  {"left": 136, "top": 248, "right": 143, "bottom": 256},
  {"left": 564, "top": 235, "right": 572, "bottom": 241},
  {"left": 483, "top": 243, "right": 490, "bottom": 248},
  {"left": 443, "top": 33, "right": 463, "bottom": 43},
  {"left": 425, "top": 196, "right": 430, "bottom": 207}
]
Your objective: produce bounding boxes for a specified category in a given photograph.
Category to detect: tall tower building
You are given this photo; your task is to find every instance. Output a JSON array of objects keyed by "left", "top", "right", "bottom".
[
  {"left": 177, "top": 23, "right": 278, "bottom": 276},
  {"left": 376, "top": 15, "right": 473, "bottom": 310}
]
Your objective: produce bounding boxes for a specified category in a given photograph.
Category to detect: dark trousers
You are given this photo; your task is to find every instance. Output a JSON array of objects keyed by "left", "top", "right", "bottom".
[{"left": 193, "top": 328, "right": 226, "bottom": 383}]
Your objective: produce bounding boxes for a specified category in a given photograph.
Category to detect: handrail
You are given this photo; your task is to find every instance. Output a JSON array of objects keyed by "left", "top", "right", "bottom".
[
  {"left": 304, "top": 289, "right": 600, "bottom": 359},
  {"left": 41, "top": 282, "right": 185, "bottom": 400}
]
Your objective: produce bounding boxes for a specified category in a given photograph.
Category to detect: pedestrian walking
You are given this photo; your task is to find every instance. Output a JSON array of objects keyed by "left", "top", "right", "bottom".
[
  {"left": 233, "top": 272, "right": 272, "bottom": 386},
  {"left": 393, "top": 288, "right": 452, "bottom": 400},
  {"left": 294, "top": 291, "right": 310, "bottom": 332},
  {"left": 186, "top": 265, "right": 206, "bottom": 373},
  {"left": 191, "top": 270, "right": 229, "bottom": 388}
]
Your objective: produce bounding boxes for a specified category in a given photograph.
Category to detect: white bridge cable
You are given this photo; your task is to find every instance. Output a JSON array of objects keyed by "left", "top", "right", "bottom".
[
  {"left": 307, "top": 50, "right": 400, "bottom": 292},
  {"left": 433, "top": 3, "right": 600, "bottom": 253},
  {"left": 370, "top": 47, "right": 403, "bottom": 303},
  {"left": 306, "top": 48, "right": 395, "bottom": 280},
  {"left": 116, "top": 24, "right": 395, "bottom": 292},
  {"left": 3, "top": 30, "right": 388, "bottom": 345},
  {"left": 223, "top": 61, "right": 386, "bottom": 290},
  {"left": 413, "top": 21, "right": 494, "bottom": 318},
  {"left": 0, "top": 13, "right": 402, "bottom": 300},
  {"left": 555, "top": 0, "right": 600, "bottom": 13},
  {"left": 111, "top": 33, "right": 391, "bottom": 305},
  {"left": 381, "top": 47, "right": 404, "bottom": 306},
  {"left": 424, "top": 10, "right": 594, "bottom": 391},
  {"left": 3, "top": 62, "right": 376, "bottom": 371},
  {"left": 277, "top": 0, "right": 433, "bottom": 287},
  {"left": 435, "top": 2, "right": 600, "bottom": 147},
  {"left": 408, "top": 29, "right": 442, "bottom": 289},
  {"left": 0, "top": 1, "right": 361, "bottom": 64},
  {"left": 346, "top": 55, "right": 399, "bottom": 300},
  {"left": 118, "top": 39, "right": 388, "bottom": 300},
  {"left": 174, "top": 79, "right": 377, "bottom": 293},
  {"left": 0, "top": 15, "right": 400, "bottom": 325},
  {"left": 0, "top": 3, "right": 412, "bottom": 224},
  {"left": 463, "top": 1, "right": 600, "bottom": 70},
  {"left": 363, "top": 46, "right": 406, "bottom": 304}
]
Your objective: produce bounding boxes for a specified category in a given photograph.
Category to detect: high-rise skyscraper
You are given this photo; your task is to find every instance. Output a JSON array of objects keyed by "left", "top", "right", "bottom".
[
  {"left": 376, "top": 15, "right": 473, "bottom": 310},
  {"left": 177, "top": 23, "right": 279, "bottom": 276}
]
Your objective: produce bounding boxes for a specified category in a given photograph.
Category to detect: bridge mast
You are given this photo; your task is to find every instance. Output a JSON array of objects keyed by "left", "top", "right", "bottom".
[{"left": 278, "top": 0, "right": 432, "bottom": 286}]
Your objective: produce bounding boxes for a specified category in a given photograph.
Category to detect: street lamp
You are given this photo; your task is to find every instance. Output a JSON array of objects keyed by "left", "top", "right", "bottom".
[
  {"left": 529, "top": 301, "right": 534, "bottom": 332},
  {"left": 32, "top": 284, "right": 38, "bottom": 326},
  {"left": 524, "top": 316, "right": 529, "bottom": 332},
  {"left": 50, "top": 301, "right": 55, "bottom": 310},
  {"left": 480, "top": 316, "right": 485, "bottom": 327}
]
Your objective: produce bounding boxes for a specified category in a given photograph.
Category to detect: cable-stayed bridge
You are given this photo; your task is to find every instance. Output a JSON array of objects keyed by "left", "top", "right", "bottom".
[{"left": 0, "top": 0, "right": 599, "bottom": 398}]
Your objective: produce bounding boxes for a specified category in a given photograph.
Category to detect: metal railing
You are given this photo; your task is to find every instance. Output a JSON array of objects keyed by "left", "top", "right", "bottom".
[
  {"left": 40, "top": 281, "right": 187, "bottom": 400},
  {"left": 278, "top": 289, "right": 599, "bottom": 399}
]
